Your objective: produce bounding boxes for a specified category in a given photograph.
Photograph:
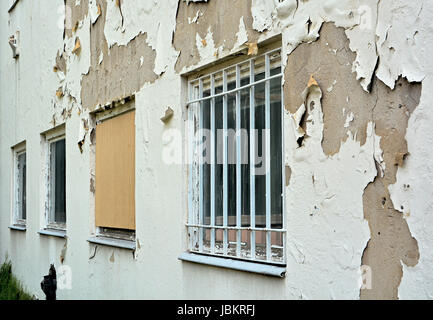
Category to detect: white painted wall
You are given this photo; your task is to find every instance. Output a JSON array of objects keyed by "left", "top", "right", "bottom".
[{"left": 1, "top": 0, "right": 432, "bottom": 299}]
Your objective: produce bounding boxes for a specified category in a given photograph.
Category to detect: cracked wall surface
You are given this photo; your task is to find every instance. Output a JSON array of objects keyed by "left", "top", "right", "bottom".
[
  {"left": 173, "top": 0, "right": 260, "bottom": 73},
  {"left": 285, "top": 22, "right": 421, "bottom": 299},
  {"left": 81, "top": 0, "right": 158, "bottom": 111},
  {"left": 1, "top": 0, "right": 433, "bottom": 299}
]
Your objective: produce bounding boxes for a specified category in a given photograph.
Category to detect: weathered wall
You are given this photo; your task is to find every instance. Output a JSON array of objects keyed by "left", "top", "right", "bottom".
[
  {"left": 284, "top": 23, "right": 421, "bottom": 299},
  {"left": 1, "top": 0, "right": 432, "bottom": 299}
]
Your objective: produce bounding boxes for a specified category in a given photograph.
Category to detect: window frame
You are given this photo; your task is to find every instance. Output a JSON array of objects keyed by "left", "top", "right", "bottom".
[
  {"left": 12, "top": 143, "right": 26, "bottom": 227},
  {"left": 90, "top": 99, "right": 137, "bottom": 245},
  {"left": 44, "top": 130, "right": 67, "bottom": 231},
  {"left": 185, "top": 44, "right": 286, "bottom": 267}
]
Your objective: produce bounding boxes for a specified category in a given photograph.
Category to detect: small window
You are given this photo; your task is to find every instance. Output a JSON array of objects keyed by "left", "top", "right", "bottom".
[
  {"left": 12, "top": 146, "right": 26, "bottom": 226},
  {"left": 46, "top": 136, "right": 66, "bottom": 230},
  {"left": 186, "top": 46, "right": 285, "bottom": 265},
  {"left": 94, "top": 108, "right": 136, "bottom": 235}
]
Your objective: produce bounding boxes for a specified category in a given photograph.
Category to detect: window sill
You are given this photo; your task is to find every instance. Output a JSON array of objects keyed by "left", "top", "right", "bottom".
[
  {"left": 38, "top": 229, "right": 66, "bottom": 238},
  {"left": 178, "top": 252, "right": 286, "bottom": 278},
  {"left": 87, "top": 236, "right": 136, "bottom": 251},
  {"left": 9, "top": 225, "right": 26, "bottom": 232}
]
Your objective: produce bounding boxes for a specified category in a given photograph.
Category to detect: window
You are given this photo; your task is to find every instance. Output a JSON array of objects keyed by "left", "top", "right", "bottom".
[
  {"left": 47, "top": 135, "right": 66, "bottom": 230},
  {"left": 94, "top": 108, "right": 136, "bottom": 236},
  {"left": 12, "top": 144, "right": 26, "bottom": 226},
  {"left": 186, "top": 46, "right": 285, "bottom": 265}
]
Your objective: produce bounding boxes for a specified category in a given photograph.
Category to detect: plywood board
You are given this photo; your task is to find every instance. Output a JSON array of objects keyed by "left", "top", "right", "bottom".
[{"left": 95, "top": 110, "right": 135, "bottom": 230}]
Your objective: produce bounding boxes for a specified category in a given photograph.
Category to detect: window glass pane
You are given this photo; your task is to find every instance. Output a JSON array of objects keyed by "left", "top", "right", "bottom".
[
  {"left": 227, "top": 229, "right": 237, "bottom": 256},
  {"left": 240, "top": 85, "right": 250, "bottom": 226},
  {"left": 271, "top": 231, "right": 284, "bottom": 263},
  {"left": 202, "top": 90, "right": 211, "bottom": 226},
  {"left": 51, "top": 139, "right": 66, "bottom": 224},
  {"left": 240, "top": 229, "right": 252, "bottom": 259},
  {"left": 254, "top": 71, "right": 266, "bottom": 224},
  {"left": 227, "top": 80, "right": 236, "bottom": 222},
  {"left": 17, "top": 152, "right": 26, "bottom": 221},
  {"left": 214, "top": 87, "right": 224, "bottom": 226},
  {"left": 270, "top": 68, "right": 283, "bottom": 228},
  {"left": 255, "top": 230, "right": 267, "bottom": 261}
]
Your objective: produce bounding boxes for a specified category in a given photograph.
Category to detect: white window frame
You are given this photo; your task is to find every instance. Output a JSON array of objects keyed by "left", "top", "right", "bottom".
[
  {"left": 44, "top": 128, "right": 67, "bottom": 231},
  {"left": 12, "top": 143, "right": 26, "bottom": 227},
  {"left": 185, "top": 46, "right": 286, "bottom": 267}
]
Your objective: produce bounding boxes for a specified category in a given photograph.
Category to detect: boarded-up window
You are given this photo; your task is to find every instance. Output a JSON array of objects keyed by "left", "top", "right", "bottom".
[{"left": 95, "top": 110, "right": 136, "bottom": 231}]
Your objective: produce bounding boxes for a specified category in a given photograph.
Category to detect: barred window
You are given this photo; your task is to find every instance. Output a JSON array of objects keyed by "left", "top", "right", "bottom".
[{"left": 187, "top": 47, "right": 285, "bottom": 265}]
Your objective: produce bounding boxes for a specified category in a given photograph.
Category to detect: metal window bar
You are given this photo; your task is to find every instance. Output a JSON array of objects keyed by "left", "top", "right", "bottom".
[
  {"left": 210, "top": 74, "right": 216, "bottom": 254},
  {"left": 249, "top": 59, "right": 256, "bottom": 260},
  {"left": 187, "top": 74, "right": 282, "bottom": 106},
  {"left": 235, "top": 64, "right": 242, "bottom": 257},
  {"left": 223, "top": 71, "right": 229, "bottom": 256},
  {"left": 188, "top": 48, "right": 281, "bottom": 87},
  {"left": 265, "top": 53, "right": 272, "bottom": 262},
  {"left": 188, "top": 48, "right": 285, "bottom": 265}
]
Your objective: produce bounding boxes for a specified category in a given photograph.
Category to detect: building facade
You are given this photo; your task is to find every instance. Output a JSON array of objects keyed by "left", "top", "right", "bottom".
[{"left": 1, "top": 0, "right": 432, "bottom": 299}]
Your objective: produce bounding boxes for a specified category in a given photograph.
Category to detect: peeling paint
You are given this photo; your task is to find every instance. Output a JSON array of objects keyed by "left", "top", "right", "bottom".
[
  {"left": 2, "top": 0, "right": 433, "bottom": 300},
  {"left": 284, "top": 71, "right": 377, "bottom": 299}
]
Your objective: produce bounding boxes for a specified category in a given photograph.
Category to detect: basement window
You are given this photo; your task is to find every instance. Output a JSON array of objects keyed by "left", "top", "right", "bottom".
[
  {"left": 91, "top": 101, "right": 136, "bottom": 247},
  {"left": 184, "top": 45, "right": 286, "bottom": 270},
  {"left": 11, "top": 143, "right": 26, "bottom": 229}
]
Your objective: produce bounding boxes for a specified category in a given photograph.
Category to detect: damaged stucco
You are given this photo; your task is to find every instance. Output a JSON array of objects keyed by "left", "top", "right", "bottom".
[
  {"left": 173, "top": 0, "right": 261, "bottom": 73},
  {"left": 285, "top": 22, "right": 421, "bottom": 299},
  {"left": 1, "top": 0, "right": 433, "bottom": 300}
]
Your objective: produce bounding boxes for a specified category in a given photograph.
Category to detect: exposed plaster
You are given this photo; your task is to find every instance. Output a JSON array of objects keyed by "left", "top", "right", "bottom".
[
  {"left": 250, "top": 0, "right": 426, "bottom": 92},
  {"left": 284, "top": 22, "right": 421, "bottom": 299},
  {"left": 284, "top": 73, "right": 378, "bottom": 299},
  {"left": 389, "top": 76, "right": 433, "bottom": 299},
  {"left": 173, "top": 0, "right": 260, "bottom": 73},
  {"left": 81, "top": 0, "right": 159, "bottom": 111},
  {"left": 103, "top": 0, "right": 179, "bottom": 75}
]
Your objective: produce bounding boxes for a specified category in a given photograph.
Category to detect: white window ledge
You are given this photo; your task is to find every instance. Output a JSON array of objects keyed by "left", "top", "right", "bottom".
[
  {"left": 38, "top": 229, "right": 66, "bottom": 238},
  {"left": 87, "top": 236, "right": 136, "bottom": 250},
  {"left": 9, "top": 225, "right": 26, "bottom": 232},
  {"left": 179, "top": 252, "right": 286, "bottom": 278}
]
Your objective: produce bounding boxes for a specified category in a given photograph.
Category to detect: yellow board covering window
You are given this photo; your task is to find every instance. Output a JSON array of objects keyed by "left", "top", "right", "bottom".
[{"left": 95, "top": 110, "right": 135, "bottom": 230}]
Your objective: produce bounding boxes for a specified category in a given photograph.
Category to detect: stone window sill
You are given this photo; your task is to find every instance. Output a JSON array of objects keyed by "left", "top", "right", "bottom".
[
  {"left": 9, "top": 224, "right": 26, "bottom": 232},
  {"left": 87, "top": 236, "right": 136, "bottom": 250},
  {"left": 38, "top": 228, "right": 66, "bottom": 238}
]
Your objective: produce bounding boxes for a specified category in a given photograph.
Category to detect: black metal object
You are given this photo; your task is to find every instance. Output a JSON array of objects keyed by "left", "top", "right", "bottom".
[{"left": 40, "top": 264, "right": 57, "bottom": 300}]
